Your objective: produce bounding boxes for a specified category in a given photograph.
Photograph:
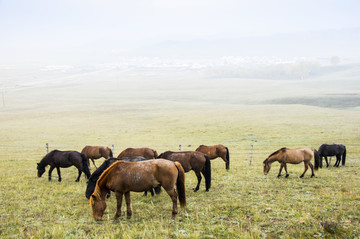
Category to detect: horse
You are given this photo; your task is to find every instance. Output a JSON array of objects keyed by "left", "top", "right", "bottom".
[
  {"left": 318, "top": 143, "right": 346, "bottom": 168},
  {"left": 157, "top": 151, "right": 211, "bottom": 192},
  {"left": 85, "top": 157, "right": 161, "bottom": 199},
  {"left": 37, "top": 150, "right": 91, "bottom": 182},
  {"left": 263, "top": 147, "right": 320, "bottom": 178},
  {"left": 117, "top": 147, "right": 158, "bottom": 159},
  {"left": 196, "top": 144, "right": 230, "bottom": 170},
  {"left": 81, "top": 145, "right": 113, "bottom": 169},
  {"left": 90, "top": 159, "right": 186, "bottom": 220}
]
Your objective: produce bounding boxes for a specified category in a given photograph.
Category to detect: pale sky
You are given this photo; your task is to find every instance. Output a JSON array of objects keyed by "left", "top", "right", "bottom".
[{"left": 1, "top": 0, "right": 359, "bottom": 64}]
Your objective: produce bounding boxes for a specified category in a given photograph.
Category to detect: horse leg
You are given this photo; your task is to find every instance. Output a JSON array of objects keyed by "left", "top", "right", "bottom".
[
  {"left": 125, "top": 192, "right": 132, "bottom": 219},
  {"left": 75, "top": 169, "right": 82, "bottom": 182},
  {"left": 166, "top": 188, "right": 178, "bottom": 219},
  {"left": 193, "top": 171, "right": 202, "bottom": 192},
  {"left": 48, "top": 166, "right": 55, "bottom": 181},
  {"left": 309, "top": 162, "right": 315, "bottom": 177},
  {"left": 319, "top": 157, "right": 323, "bottom": 168},
  {"left": 284, "top": 164, "right": 289, "bottom": 178},
  {"left": 277, "top": 164, "right": 284, "bottom": 177},
  {"left": 56, "top": 167, "right": 62, "bottom": 182},
  {"left": 335, "top": 155, "right": 341, "bottom": 167},
  {"left": 114, "top": 192, "right": 123, "bottom": 219},
  {"left": 325, "top": 157, "right": 329, "bottom": 167},
  {"left": 300, "top": 162, "right": 309, "bottom": 178},
  {"left": 91, "top": 158, "right": 97, "bottom": 169}
]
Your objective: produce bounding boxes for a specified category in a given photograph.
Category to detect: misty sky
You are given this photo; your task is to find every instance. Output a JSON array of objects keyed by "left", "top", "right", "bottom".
[{"left": 1, "top": 0, "right": 360, "bottom": 64}]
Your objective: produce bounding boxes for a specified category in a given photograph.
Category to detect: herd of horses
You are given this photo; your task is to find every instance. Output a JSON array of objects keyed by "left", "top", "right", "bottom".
[{"left": 36, "top": 143, "right": 346, "bottom": 221}]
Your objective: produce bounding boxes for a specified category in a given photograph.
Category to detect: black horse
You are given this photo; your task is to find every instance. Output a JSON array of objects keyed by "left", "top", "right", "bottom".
[
  {"left": 318, "top": 144, "right": 346, "bottom": 168},
  {"left": 37, "top": 150, "right": 91, "bottom": 182},
  {"left": 85, "top": 157, "right": 161, "bottom": 199}
]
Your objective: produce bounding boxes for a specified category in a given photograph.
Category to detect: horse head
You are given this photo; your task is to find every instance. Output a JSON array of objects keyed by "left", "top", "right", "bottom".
[
  {"left": 37, "top": 163, "right": 46, "bottom": 177},
  {"left": 263, "top": 159, "right": 271, "bottom": 175},
  {"left": 90, "top": 193, "right": 106, "bottom": 221}
]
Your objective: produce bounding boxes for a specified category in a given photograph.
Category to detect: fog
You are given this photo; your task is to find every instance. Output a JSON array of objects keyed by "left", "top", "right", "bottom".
[{"left": 1, "top": 0, "right": 360, "bottom": 110}]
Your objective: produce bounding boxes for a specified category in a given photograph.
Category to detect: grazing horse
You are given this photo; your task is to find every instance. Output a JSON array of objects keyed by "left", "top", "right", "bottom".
[
  {"left": 117, "top": 147, "right": 158, "bottom": 159},
  {"left": 90, "top": 159, "right": 186, "bottom": 220},
  {"left": 37, "top": 150, "right": 91, "bottom": 182},
  {"left": 263, "top": 147, "right": 320, "bottom": 178},
  {"left": 196, "top": 144, "right": 230, "bottom": 170},
  {"left": 85, "top": 157, "right": 161, "bottom": 199},
  {"left": 318, "top": 143, "right": 346, "bottom": 168},
  {"left": 81, "top": 145, "right": 113, "bottom": 169},
  {"left": 158, "top": 151, "right": 211, "bottom": 192}
]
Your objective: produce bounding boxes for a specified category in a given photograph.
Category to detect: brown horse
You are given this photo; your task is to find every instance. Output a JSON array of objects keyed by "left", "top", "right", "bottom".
[
  {"left": 196, "top": 144, "right": 230, "bottom": 170},
  {"left": 263, "top": 147, "right": 320, "bottom": 178},
  {"left": 157, "top": 151, "right": 211, "bottom": 192},
  {"left": 37, "top": 150, "right": 91, "bottom": 182},
  {"left": 90, "top": 159, "right": 186, "bottom": 220},
  {"left": 81, "top": 145, "right": 113, "bottom": 169},
  {"left": 117, "top": 147, "right": 158, "bottom": 159}
]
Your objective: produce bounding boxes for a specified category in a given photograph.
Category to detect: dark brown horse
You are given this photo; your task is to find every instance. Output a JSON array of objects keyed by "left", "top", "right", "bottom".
[
  {"left": 117, "top": 147, "right": 158, "bottom": 159},
  {"left": 37, "top": 150, "right": 91, "bottom": 182},
  {"left": 196, "top": 144, "right": 230, "bottom": 170},
  {"left": 81, "top": 145, "right": 113, "bottom": 169},
  {"left": 90, "top": 159, "right": 186, "bottom": 220},
  {"left": 157, "top": 151, "right": 211, "bottom": 192},
  {"left": 85, "top": 157, "right": 161, "bottom": 199},
  {"left": 263, "top": 147, "right": 320, "bottom": 178}
]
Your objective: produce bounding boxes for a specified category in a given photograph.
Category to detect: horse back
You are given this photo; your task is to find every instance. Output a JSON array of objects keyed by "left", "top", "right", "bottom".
[
  {"left": 284, "top": 147, "right": 313, "bottom": 163},
  {"left": 106, "top": 160, "right": 162, "bottom": 192}
]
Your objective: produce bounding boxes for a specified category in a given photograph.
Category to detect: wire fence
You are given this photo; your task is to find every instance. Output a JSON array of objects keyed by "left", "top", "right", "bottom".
[{"left": 1, "top": 142, "right": 359, "bottom": 165}]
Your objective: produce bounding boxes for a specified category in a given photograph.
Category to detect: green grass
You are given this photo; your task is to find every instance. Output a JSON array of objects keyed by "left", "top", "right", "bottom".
[{"left": 1, "top": 103, "right": 360, "bottom": 238}]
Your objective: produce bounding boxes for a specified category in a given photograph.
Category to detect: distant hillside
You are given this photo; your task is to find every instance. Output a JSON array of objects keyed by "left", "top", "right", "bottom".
[{"left": 134, "top": 28, "right": 360, "bottom": 61}]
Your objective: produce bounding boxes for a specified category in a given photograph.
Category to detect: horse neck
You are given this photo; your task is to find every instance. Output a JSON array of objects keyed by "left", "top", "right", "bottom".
[
  {"left": 267, "top": 154, "right": 280, "bottom": 164},
  {"left": 39, "top": 155, "right": 50, "bottom": 168}
]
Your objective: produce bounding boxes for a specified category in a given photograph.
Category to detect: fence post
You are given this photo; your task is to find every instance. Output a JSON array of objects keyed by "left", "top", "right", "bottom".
[
  {"left": 46, "top": 143, "right": 49, "bottom": 154},
  {"left": 179, "top": 145, "right": 181, "bottom": 151},
  {"left": 250, "top": 144, "right": 253, "bottom": 165}
]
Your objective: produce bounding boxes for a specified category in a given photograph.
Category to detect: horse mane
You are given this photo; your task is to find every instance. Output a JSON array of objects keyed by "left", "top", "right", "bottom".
[
  {"left": 39, "top": 150, "right": 59, "bottom": 168},
  {"left": 268, "top": 147, "right": 287, "bottom": 159},
  {"left": 92, "top": 160, "right": 121, "bottom": 199}
]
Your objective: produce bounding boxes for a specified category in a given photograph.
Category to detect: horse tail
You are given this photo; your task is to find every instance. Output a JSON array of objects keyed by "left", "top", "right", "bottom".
[
  {"left": 225, "top": 147, "right": 230, "bottom": 170},
  {"left": 174, "top": 162, "right": 186, "bottom": 208},
  {"left": 204, "top": 155, "right": 211, "bottom": 191},
  {"left": 109, "top": 148, "right": 113, "bottom": 158},
  {"left": 342, "top": 147, "right": 346, "bottom": 166},
  {"left": 153, "top": 150, "right": 158, "bottom": 159},
  {"left": 313, "top": 149, "right": 320, "bottom": 170},
  {"left": 81, "top": 153, "right": 91, "bottom": 178}
]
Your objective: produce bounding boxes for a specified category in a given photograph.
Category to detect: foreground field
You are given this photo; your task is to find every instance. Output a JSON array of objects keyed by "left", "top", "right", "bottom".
[{"left": 0, "top": 103, "right": 359, "bottom": 238}]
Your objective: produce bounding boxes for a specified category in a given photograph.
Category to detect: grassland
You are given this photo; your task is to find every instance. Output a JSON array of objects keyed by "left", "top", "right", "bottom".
[
  {"left": 1, "top": 100, "right": 359, "bottom": 238},
  {"left": 1, "top": 64, "right": 360, "bottom": 238}
]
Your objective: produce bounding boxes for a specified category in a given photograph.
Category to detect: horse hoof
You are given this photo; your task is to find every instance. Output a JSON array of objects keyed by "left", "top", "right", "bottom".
[
  {"left": 285, "top": 174, "right": 289, "bottom": 178},
  {"left": 299, "top": 175, "right": 304, "bottom": 178},
  {"left": 193, "top": 188, "right": 199, "bottom": 192},
  {"left": 277, "top": 175, "right": 281, "bottom": 178}
]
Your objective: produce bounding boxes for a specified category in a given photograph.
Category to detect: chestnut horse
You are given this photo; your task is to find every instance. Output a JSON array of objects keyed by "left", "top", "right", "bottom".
[
  {"left": 90, "top": 159, "right": 186, "bottom": 220},
  {"left": 37, "top": 150, "right": 91, "bottom": 182},
  {"left": 117, "top": 147, "right": 158, "bottom": 159},
  {"left": 81, "top": 145, "right": 113, "bottom": 169},
  {"left": 85, "top": 157, "right": 161, "bottom": 199},
  {"left": 263, "top": 147, "right": 320, "bottom": 178},
  {"left": 196, "top": 144, "right": 230, "bottom": 170},
  {"left": 318, "top": 143, "right": 346, "bottom": 168},
  {"left": 157, "top": 151, "right": 211, "bottom": 192}
]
